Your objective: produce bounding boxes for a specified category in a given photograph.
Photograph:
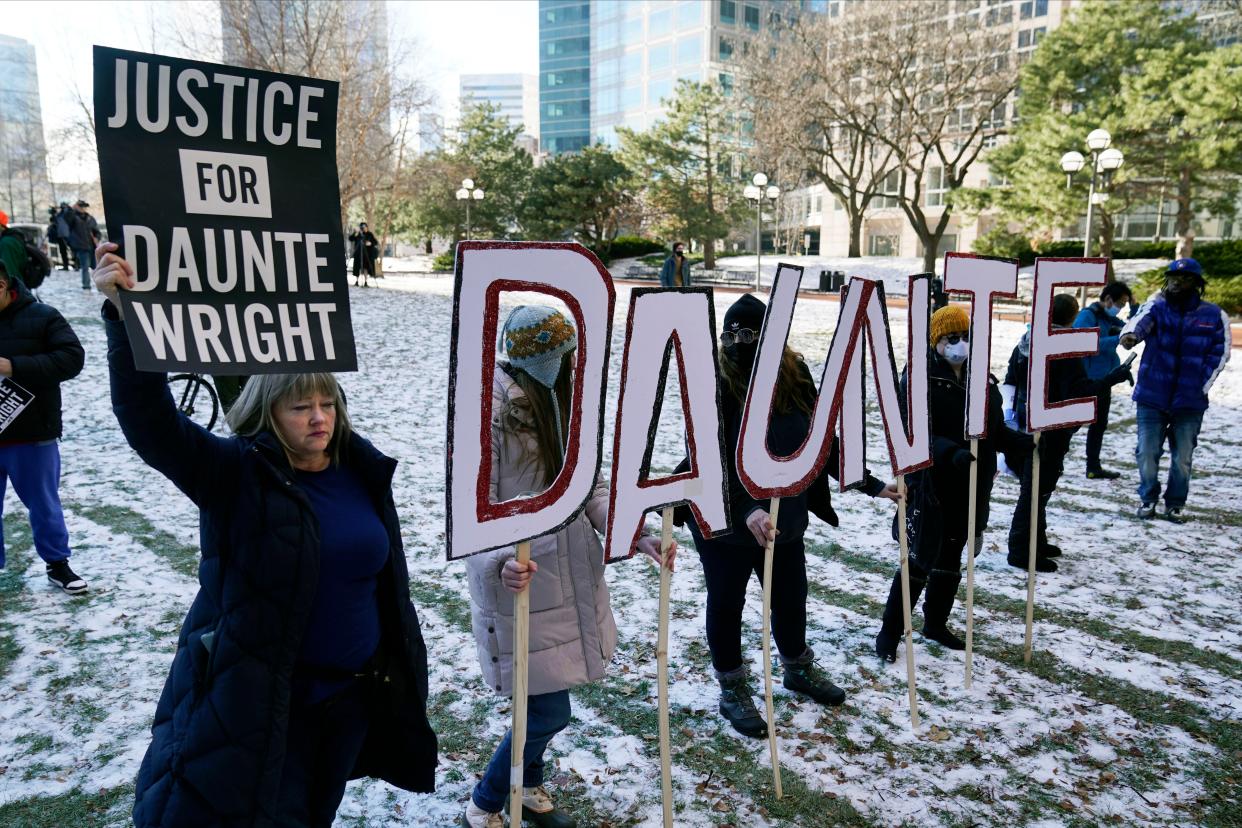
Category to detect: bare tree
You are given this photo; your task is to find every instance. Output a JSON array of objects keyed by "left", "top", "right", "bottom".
[
  {"left": 217, "top": 0, "right": 431, "bottom": 229},
  {"left": 856, "top": 1, "right": 1018, "bottom": 272},
  {"left": 745, "top": 13, "right": 899, "bottom": 257}
]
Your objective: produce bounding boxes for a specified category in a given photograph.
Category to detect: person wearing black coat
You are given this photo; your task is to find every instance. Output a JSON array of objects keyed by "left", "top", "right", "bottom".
[
  {"left": 874, "top": 306, "right": 1032, "bottom": 662},
  {"left": 1003, "top": 293, "right": 1133, "bottom": 573},
  {"left": 93, "top": 243, "right": 438, "bottom": 827},
  {"left": 0, "top": 262, "right": 87, "bottom": 593},
  {"left": 349, "top": 222, "right": 379, "bottom": 287},
  {"left": 681, "top": 294, "right": 898, "bottom": 739}
]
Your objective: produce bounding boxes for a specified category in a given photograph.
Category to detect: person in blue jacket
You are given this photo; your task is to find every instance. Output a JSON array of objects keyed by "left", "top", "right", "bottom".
[
  {"left": 658, "top": 242, "right": 691, "bottom": 287},
  {"left": 92, "top": 242, "right": 438, "bottom": 828},
  {"left": 1120, "top": 258, "right": 1230, "bottom": 522},
  {"left": 1072, "top": 280, "right": 1133, "bottom": 479}
]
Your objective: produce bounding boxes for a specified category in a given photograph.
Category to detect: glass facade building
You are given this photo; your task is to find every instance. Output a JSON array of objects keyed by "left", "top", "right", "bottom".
[{"left": 539, "top": 0, "right": 592, "bottom": 155}]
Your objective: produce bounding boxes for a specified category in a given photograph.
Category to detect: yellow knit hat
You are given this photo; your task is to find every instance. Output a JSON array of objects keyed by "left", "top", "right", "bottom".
[{"left": 930, "top": 305, "right": 969, "bottom": 344}]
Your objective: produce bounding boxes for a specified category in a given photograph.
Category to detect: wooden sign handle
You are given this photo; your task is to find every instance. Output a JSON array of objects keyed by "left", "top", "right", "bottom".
[
  {"left": 964, "top": 437, "right": 979, "bottom": 688},
  {"left": 897, "top": 475, "right": 920, "bottom": 729},
  {"left": 1024, "top": 433, "right": 1042, "bottom": 665},
  {"left": 657, "top": 506, "right": 675, "bottom": 828},
  {"left": 760, "top": 496, "right": 784, "bottom": 798},
  {"left": 509, "top": 540, "right": 532, "bottom": 828}
]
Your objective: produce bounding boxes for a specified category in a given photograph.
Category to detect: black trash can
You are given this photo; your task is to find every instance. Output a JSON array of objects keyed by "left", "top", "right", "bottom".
[{"left": 818, "top": 269, "right": 832, "bottom": 292}]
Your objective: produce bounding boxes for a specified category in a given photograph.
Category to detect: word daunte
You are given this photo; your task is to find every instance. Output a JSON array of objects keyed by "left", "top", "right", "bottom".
[{"left": 444, "top": 243, "right": 1106, "bottom": 564}]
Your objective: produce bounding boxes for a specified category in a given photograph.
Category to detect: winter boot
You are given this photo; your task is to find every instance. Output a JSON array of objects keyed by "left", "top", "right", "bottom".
[
  {"left": 46, "top": 561, "right": 87, "bottom": 595},
  {"left": 1039, "top": 543, "right": 1063, "bottom": 559},
  {"left": 781, "top": 649, "right": 846, "bottom": 706},
  {"left": 875, "top": 568, "right": 926, "bottom": 663},
  {"left": 1162, "top": 505, "right": 1187, "bottom": 524},
  {"left": 717, "top": 669, "right": 767, "bottom": 739},
  {"left": 461, "top": 801, "right": 502, "bottom": 828},
  {"left": 1086, "top": 468, "right": 1120, "bottom": 480},
  {"left": 921, "top": 572, "right": 965, "bottom": 650},
  {"left": 523, "top": 785, "right": 577, "bottom": 828},
  {"left": 1007, "top": 551, "right": 1057, "bottom": 573},
  {"left": 1136, "top": 502, "right": 1157, "bottom": 519}
]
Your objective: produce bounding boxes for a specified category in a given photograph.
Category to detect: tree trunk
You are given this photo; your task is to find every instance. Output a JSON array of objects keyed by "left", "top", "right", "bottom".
[
  {"left": 1175, "top": 166, "right": 1194, "bottom": 258},
  {"left": 921, "top": 234, "right": 937, "bottom": 275},
  {"left": 703, "top": 238, "right": 715, "bottom": 270},
  {"left": 1100, "top": 213, "right": 1116, "bottom": 282},
  {"left": 847, "top": 210, "right": 863, "bottom": 258}
]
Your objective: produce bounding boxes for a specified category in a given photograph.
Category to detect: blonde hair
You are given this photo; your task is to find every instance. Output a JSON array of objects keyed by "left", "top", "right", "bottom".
[{"left": 225, "top": 373, "right": 353, "bottom": 465}]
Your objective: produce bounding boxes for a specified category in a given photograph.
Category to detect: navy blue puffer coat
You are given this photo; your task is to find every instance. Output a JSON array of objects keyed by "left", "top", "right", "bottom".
[
  {"left": 1122, "top": 292, "right": 1229, "bottom": 414},
  {"left": 103, "top": 305, "right": 437, "bottom": 827}
]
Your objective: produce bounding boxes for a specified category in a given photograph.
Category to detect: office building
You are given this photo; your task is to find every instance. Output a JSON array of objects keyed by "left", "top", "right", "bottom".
[
  {"left": 460, "top": 73, "right": 540, "bottom": 147},
  {"left": 590, "top": 0, "right": 790, "bottom": 147},
  {"left": 0, "top": 34, "right": 53, "bottom": 224},
  {"left": 539, "top": 0, "right": 592, "bottom": 155},
  {"left": 794, "top": 0, "right": 1239, "bottom": 258}
]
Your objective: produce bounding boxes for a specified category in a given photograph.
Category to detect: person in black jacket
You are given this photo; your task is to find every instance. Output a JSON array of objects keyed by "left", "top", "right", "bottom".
[
  {"left": 93, "top": 242, "right": 437, "bottom": 828},
  {"left": 0, "top": 261, "right": 87, "bottom": 593},
  {"left": 1004, "top": 293, "right": 1132, "bottom": 573},
  {"left": 685, "top": 294, "right": 898, "bottom": 738},
  {"left": 349, "top": 222, "right": 379, "bottom": 287},
  {"left": 874, "top": 306, "right": 1032, "bottom": 662}
]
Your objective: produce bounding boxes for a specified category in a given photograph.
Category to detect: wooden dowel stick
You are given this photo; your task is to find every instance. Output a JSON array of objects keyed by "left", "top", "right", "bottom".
[
  {"left": 657, "top": 507, "right": 675, "bottom": 828},
  {"left": 509, "top": 540, "right": 532, "bottom": 828},
  {"left": 964, "top": 437, "right": 979, "bottom": 689},
  {"left": 760, "top": 496, "right": 783, "bottom": 798},
  {"left": 1024, "top": 433, "right": 1042, "bottom": 665},
  {"left": 897, "top": 475, "right": 920, "bottom": 729}
]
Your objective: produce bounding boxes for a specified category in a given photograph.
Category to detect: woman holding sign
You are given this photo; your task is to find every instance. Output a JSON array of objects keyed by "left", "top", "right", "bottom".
[
  {"left": 873, "top": 306, "right": 1032, "bottom": 662},
  {"left": 463, "top": 305, "right": 673, "bottom": 828},
  {"left": 685, "top": 294, "right": 896, "bottom": 739},
  {"left": 93, "top": 242, "right": 438, "bottom": 828}
]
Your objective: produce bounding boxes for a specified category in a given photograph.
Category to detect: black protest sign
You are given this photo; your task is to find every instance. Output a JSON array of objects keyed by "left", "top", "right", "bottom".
[
  {"left": 93, "top": 46, "right": 356, "bottom": 373},
  {"left": 0, "top": 378, "right": 34, "bottom": 435}
]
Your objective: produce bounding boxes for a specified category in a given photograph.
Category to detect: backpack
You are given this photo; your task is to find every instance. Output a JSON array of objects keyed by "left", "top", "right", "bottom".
[{"left": 1, "top": 229, "right": 52, "bottom": 290}]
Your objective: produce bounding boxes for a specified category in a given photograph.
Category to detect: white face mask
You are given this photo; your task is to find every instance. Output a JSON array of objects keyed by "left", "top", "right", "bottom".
[{"left": 943, "top": 340, "right": 969, "bottom": 365}]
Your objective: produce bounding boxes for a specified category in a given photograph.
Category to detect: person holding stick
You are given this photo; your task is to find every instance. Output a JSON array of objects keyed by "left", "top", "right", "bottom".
[
  {"left": 92, "top": 242, "right": 439, "bottom": 827},
  {"left": 463, "top": 305, "right": 673, "bottom": 828},
  {"left": 681, "top": 294, "right": 897, "bottom": 738},
  {"left": 873, "top": 306, "right": 1032, "bottom": 662},
  {"left": 1003, "top": 294, "right": 1134, "bottom": 572},
  {"left": 1073, "top": 280, "right": 1133, "bottom": 480}
]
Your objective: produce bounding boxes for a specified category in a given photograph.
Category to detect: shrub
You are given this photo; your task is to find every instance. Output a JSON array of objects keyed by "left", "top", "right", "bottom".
[
  {"left": 432, "top": 250, "right": 455, "bottom": 272},
  {"left": 606, "top": 236, "right": 668, "bottom": 260},
  {"left": 972, "top": 228, "right": 1037, "bottom": 266}
]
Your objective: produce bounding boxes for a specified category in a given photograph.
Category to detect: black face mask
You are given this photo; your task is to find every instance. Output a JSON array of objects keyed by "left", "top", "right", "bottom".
[{"left": 724, "top": 342, "right": 758, "bottom": 372}]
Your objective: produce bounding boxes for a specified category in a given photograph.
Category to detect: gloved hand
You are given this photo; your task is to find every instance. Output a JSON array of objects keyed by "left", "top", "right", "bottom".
[
  {"left": 1105, "top": 363, "right": 1134, "bottom": 387},
  {"left": 951, "top": 447, "right": 975, "bottom": 472}
]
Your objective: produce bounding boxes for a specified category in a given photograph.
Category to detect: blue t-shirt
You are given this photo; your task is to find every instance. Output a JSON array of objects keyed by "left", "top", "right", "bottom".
[{"left": 295, "top": 462, "right": 390, "bottom": 698}]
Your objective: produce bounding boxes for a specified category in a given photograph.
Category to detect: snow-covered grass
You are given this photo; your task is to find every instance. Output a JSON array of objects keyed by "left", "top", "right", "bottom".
[{"left": 0, "top": 266, "right": 1238, "bottom": 827}]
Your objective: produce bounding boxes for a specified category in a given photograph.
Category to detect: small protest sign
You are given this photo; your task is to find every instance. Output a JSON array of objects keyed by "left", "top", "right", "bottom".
[
  {"left": 0, "top": 378, "right": 34, "bottom": 435},
  {"left": 93, "top": 46, "right": 356, "bottom": 373}
]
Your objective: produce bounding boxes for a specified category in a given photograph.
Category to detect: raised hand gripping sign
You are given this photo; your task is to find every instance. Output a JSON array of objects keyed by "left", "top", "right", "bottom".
[
  {"left": 604, "top": 287, "right": 729, "bottom": 563},
  {"left": 1026, "top": 258, "right": 1108, "bottom": 432},
  {"left": 942, "top": 252, "right": 1019, "bottom": 438},
  {"left": 93, "top": 46, "right": 355, "bottom": 373},
  {"left": 445, "top": 241, "right": 615, "bottom": 561}
]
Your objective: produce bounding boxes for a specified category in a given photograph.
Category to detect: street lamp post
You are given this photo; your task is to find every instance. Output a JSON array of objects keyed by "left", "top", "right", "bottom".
[
  {"left": 1061, "top": 129, "right": 1123, "bottom": 300},
  {"left": 744, "top": 172, "right": 780, "bottom": 291},
  {"left": 456, "top": 178, "right": 485, "bottom": 239}
]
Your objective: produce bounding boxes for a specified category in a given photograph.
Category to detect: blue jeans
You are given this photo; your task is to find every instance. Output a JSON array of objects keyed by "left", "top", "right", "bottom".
[
  {"left": 472, "top": 689, "right": 571, "bottom": 813},
  {"left": 0, "top": 441, "right": 73, "bottom": 568},
  {"left": 74, "top": 247, "right": 95, "bottom": 289},
  {"left": 1136, "top": 404, "right": 1203, "bottom": 508}
]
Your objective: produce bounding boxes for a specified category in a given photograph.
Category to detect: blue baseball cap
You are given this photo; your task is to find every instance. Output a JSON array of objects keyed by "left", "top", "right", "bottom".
[{"left": 1167, "top": 258, "right": 1202, "bottom": 276}]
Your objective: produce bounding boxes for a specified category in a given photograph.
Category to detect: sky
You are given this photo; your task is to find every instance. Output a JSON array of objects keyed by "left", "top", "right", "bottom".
[{"left": 0, "top": 0, "right": 539, "bottom": 181}]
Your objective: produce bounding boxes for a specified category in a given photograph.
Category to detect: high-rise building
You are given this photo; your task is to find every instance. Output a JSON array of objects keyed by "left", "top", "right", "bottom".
[
  {"left": 0, "top": 34, "right": 53, "bottom": 224},
  {"left": 539, "top": 0, "right": 592, "bottom": 155},
  {"left": 590, "top": 0, "right": 787, "bottom": 148},
  {"left": 460, "top": 73, "right": 540, "bottom": 147}
]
